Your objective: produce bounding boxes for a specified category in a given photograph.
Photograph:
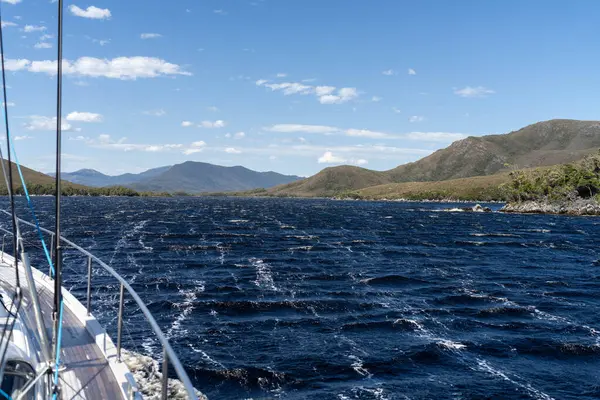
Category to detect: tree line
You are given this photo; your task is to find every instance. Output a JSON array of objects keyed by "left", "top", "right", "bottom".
[
  {"left": 502, "top": 151, "right": 600, "bottom": 203},
  {"left": 0, "top": 183, "right": 175, "bottom": 197}
]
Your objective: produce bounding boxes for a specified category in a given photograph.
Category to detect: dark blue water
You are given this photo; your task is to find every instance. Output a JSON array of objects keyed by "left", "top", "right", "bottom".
[{"left": 1, "top": 197, "right": 599, "bottom": 399}]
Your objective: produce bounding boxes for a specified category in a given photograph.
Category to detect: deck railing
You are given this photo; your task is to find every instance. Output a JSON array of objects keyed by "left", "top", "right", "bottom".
[{"left": 0, "top": 210, "right": 198, "bottom": 400}]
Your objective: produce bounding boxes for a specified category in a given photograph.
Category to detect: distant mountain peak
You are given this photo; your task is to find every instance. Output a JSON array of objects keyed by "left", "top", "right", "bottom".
[{"left": 60, "top": 161, "right": 301, "bottom": 193}]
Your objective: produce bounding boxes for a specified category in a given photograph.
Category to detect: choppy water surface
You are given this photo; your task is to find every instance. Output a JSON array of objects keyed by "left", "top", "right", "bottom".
[{"left": 1, "top": 197, "right": 600, "bottom": 399}]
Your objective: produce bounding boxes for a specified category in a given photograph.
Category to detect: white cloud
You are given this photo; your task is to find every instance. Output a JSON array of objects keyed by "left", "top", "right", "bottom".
[
  {"left": 454, "top": 86, "right": 495, "bottom": 98},
  {"left": 199, "top": 120, "right": 225, "bottom": 128},
  {"left": 267, "top": 124, "right": 337, "bottom": 134},
  {"left": 1, "top": 21, "right": 17, "bottom": 28},
  {"left": 356, "top": 159, "right": 368, "bottom": 165},
  {"left": 6, "top": 56, "right": 190, "bottom": 79},
  {"left": 34, "top": 42, "right": 52, "bottom": 49},
  {"left": 40, "top": 34, "right": 53, "bottom": 41},
  {"left": 1, "top": 0, "right": 21, "bottom": 4},
  {"left": 181, "top": 121, "right": 193, "bottom": 127},
  {"left": 24, "top": 25, "right": 46, "bottom": 32},
  {"left": 408, "top": 68, "right": 416, "bottom": 75},
  {"left": 371, "top": 96, "right": 382, "bottom": 102},
  {"left": 14, "top": 135, "right": 32, "bottom": 141},
  {"left": 213, "top": 9, "right": 227, "bottom": 15},
  {"left": 266, "top": 123, "right": 466, "bottom": 143},
  {"left": 257, "top": 79, "right": 360, "bottom": 104},
  {"left": 319, "top": 87, "right": 358, "bottom": 104},
  {"left": 318, "top": 151, "right": 346, "bottom": 164},
  {"left": 264, "top": 82, "right": 312, "bottom": 95},
  {"left": 92, "top": 39, "right": 110, "bottom": 46},
  {"left": 276, "top": 73, "right": 287, "bottom": 78},
  {"left": 207, "top": 106, "right": 219, "bottom": 112},
  {"left": 224, "top": 133, "right": 231, "bottom": 138},
  {"left": 183, "top": 141, "right": 207, "bottom": 155},
  {"left": 66, "top": 111, "right": 103, "bottom": 122},
  {"left": 346, "top": 129, "right": 388, "bottom": 138},
  {"left": 2, "top": 102, "right": 14, "bottom": 107},
  {"left": 5, "top": 59, "right": 28, "bottom": 71},
  {"left": 409, "top": 115, "right": 425, "bottom": 123},
  {"left": 69, "top": 5, "right": 111, "bottom": 19},
  {"left": 382, "top": 69, "right": 394, "bottom": 76},
  {"left": 315, "top": 86, "right": 335, "bottom": 96},
  {"left": 392, "top": 107, "right": 401, "bottom": 114},
  {"left": 88, "top": 134, "right": 183, "bottom": 152},
  {"left": 234, "top": 131, "right": 245, "bottom": 139},
  {"left": 141, "top": 33, "right": 162, "bottom": 39},
  {"left": 143, "top": 109, "right": 166, "bottom": 117},
  {"left": 225, "top": 147, "right": 241, "bottom": 154},
  {"left": 24, "top": 116, "right": 72, "bottom": 131}
]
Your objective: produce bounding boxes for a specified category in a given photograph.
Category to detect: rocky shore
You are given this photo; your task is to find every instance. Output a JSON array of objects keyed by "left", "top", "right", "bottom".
[
  {"left": 500, "top": 199, "right": 600, "bottom": 216},
  {"left": 122, "top": 349, "right": 207, "bottom": 400}
]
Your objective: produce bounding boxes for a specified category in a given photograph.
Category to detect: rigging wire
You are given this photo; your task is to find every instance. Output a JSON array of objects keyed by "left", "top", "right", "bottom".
[
  {"left": 52, "top": 0, "right": 65, "bottom": 396},
  {"left": 0, "top": 0, "right": 19, "bottom": 289},
  {"left": 0, "top": 1, "right": 24, "bottom": 389},
  {"left": 6, "top": 137, "right": 55, "bottom": 276}
]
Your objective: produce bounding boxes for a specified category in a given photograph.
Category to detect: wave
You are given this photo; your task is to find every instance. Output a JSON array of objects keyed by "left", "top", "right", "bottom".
[{"left": 361, "top": 275, "right": 428, "bottom": 286}]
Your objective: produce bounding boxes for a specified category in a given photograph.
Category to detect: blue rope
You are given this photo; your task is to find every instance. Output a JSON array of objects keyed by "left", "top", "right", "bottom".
[
  {"left": 52, "top": 300, "right": 64, "bottom": 400},
  {"left": 0, "top": 388, "right": 11, "bottom": 400},
  {"left": 6, "top": 135, "right": 55, "bottom": 276}
]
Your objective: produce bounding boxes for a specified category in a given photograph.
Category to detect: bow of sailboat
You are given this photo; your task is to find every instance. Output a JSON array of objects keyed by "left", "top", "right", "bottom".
[{"left": 0, "top": 0, "right": 199, "bottom": 398}]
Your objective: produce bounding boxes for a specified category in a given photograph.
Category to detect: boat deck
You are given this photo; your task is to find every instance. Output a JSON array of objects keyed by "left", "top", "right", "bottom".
[{"left": 0, "top": 255, "right": 131, "bottom": 399}]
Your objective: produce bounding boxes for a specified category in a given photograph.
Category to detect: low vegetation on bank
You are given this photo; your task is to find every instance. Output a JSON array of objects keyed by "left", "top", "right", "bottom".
[
  {"left": 0, "top": 183, "right": 173, "bottom": 197},
  {"left": 501, "top": 151, "right": 600, "bottom": 203}
]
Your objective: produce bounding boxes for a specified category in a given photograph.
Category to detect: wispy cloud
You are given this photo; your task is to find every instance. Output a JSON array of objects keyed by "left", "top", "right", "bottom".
[
  {"left": 23, "top": 25, "right": 46, "bottom": 32},
  {"left": 88, "top": 134, "right": 184, "bottom": 152},
  {"left": 1, "top": 21, "right": 17, "bottom": 28},
  {"left": 213, "top": 9, "right": 227, "bottom": 15},
  {"left": 34, "top": 42, "right": 52, "bottom": 49},
  {"left": 5, "top": 56, "right": 191, "bottom": 79},
  {"left": 183, "top": 141, "right": 206, "bottom": 155},
  {"left": 225, "top": 147, "right": 241, "bottom": 154},
  {"left": 276, "top": 73, "right": 287, "bottom": 78},
  {"left": 454, "top": 86, "right": 495, "bottom": 98},
  {"left": 409, "top": 115, "right": 425, "bottom": 123},
  {"left": 382, "top": 69, "right": 395, "bottom": 76},
  {"left": 69, "top": 5, "right": 111, "bottom": 19},
  {"left": 408, "top": 68, "right": 416, "bottom": 75},
  {"left": 1, "top": 0, "right": 22, "bottom": 5},
  {"left": 371, "top": 96, "right": 382, "bottom": 102},
  {"left": 181, "top": 121, "right": 193, "bottom": 127},
  {"left": 199, "top": 120, "right": 226, "bottom": 128},
  {"left": 256, "top": 79, "right": 359, "bottom": 104},
  {"left": 266, "top": 123, "right": 465, "bottom": 142},
  {"left": 24, "top": 115, "right": 72, "bottom": 131},
  {"left": 392, "top": 107, "right": 401, "bottom": 114},
  {"left": 143, "top": 109, "right": 166, "bottom": 117},
  {"left": 141, "top": 33, "right": 162, "bottom": 39}
]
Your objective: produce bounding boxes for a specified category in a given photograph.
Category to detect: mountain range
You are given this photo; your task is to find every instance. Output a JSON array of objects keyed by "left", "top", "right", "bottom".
[
  {"left": 6, "top": 118, "right": 600, "bottom": 198},
  {"left": 58, "top": 162, "right": 303, "bottom": 193},
  {"left": 266, "top": 119, "right": 600, "bottom": 197}
]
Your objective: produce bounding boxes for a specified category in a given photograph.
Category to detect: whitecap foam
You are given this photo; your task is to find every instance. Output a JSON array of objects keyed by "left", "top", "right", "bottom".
[
  {"left": 437, "top": 339, "right": 466, "bottom": 350},
  {"left": 252, "top": 258, "right": 278, "bottom": 291},
  {"left": 348, "top": 355, "right": 372, "bottom": 377}
]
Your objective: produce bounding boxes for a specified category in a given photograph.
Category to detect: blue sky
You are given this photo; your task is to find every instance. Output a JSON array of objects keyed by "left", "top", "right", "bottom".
[{"left": 0, "top": 0, "right": 599, "bottom": 176}]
